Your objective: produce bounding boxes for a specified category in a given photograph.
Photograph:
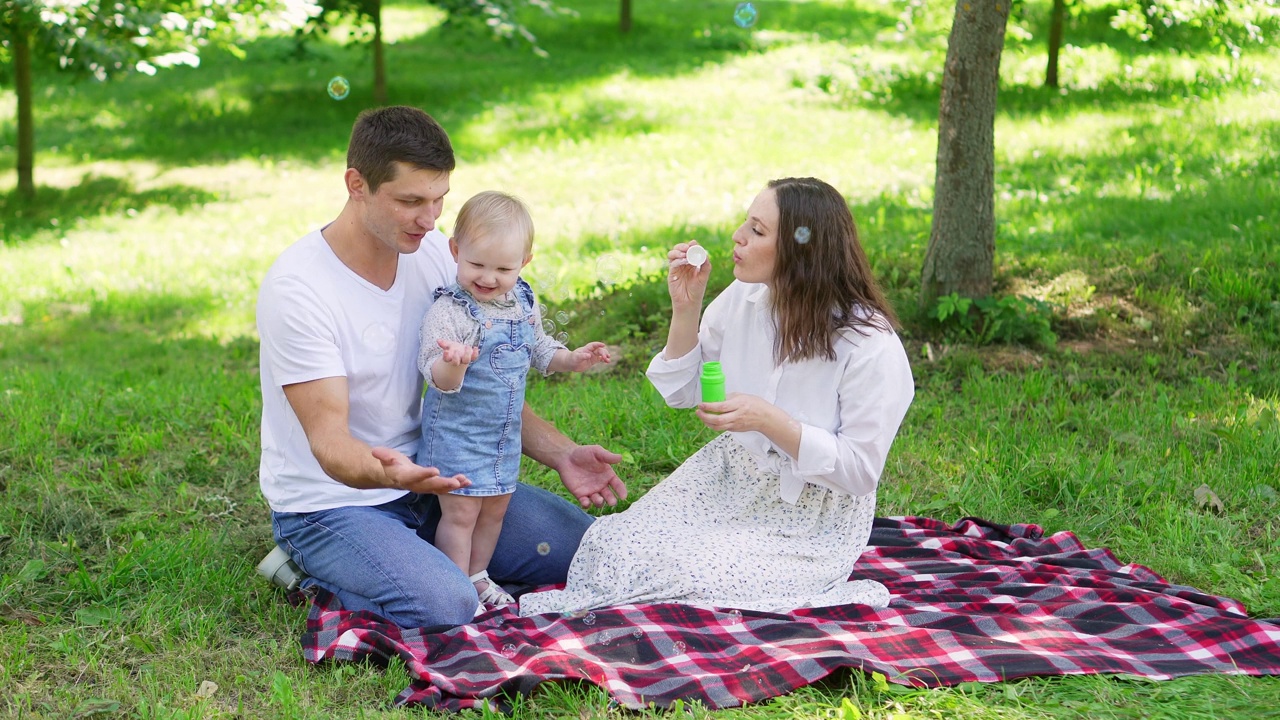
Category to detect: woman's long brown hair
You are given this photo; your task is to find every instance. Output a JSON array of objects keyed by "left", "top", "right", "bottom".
[{"left": 767, "top": 177, "right": 899, "bottom": 364}]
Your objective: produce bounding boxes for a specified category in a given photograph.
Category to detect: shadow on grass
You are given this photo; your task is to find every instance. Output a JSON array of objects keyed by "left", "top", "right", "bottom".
[
  {"left": 0, "top": 174, "right": 221, "bottom": 246},
  {"left": 995, "top": 116, "right": 1280, "bottom": 255},
  {"left": 0, "top": 290, "right": 262, "bottom": 560},
  {"left": 793, "top": 62, "right": 1266, "bottom": 125}
]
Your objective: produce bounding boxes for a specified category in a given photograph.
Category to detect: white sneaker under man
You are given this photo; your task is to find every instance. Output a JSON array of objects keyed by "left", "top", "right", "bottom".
[{"left": 256, "top": 545, "right": 306, "bottom": 591}]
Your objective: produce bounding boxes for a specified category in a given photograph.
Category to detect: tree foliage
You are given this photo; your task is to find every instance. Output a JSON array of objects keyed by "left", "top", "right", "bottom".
[
  {"left": 1030, "top": 0, "right": 1280, "bottom": 87},
  {"left": 1, "top": 0, "right": 318, "bottom": 81},
  {"left": 1108, "top": 0, "right": 1278, "bottom": 56},
  {"left": 1, "top": 1, "right": 320, "bottom": 201}
]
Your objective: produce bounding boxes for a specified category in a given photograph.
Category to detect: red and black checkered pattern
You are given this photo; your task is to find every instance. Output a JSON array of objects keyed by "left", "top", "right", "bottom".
[{"left": 299, "top": 516, "right": 1280, "bottom": 710}]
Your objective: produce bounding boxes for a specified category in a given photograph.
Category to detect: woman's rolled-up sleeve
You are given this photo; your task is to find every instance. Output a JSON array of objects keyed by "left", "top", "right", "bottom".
[
  {"left": 786, "top": 330, "right": 914, "bottom": 498},
  {"left": 645, "top": 289, "right": 729, "bottom": 409}
]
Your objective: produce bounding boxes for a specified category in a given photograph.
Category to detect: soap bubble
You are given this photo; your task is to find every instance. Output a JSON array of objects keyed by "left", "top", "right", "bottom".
[
  {"left": 794, "top": 226, "right": 811, "bottom": 244},
  {"left": 733, "top": 2, "right": 758, "bottom": 28},
  {"left": 555, "top": 331, "right": 568, "bottom": 344},
  {"left": 632, "top": 629, "right": 643, "bottom": 639},
  {"left": 327, "top": 76, "right": 350, "bottom": 100},
  {"left": 725, "top": 609, "right": 743, "bottom": 625},
  {"left": 555, "top": 311, "right": 570, "bottom": 325},
  {"left": 672, "top": 640, "right": 687, "bottom": 654},
  {"left": 361, "top": 322, "right": 396, "bottom": 355},
  {"left": 536, "top": 542, "right": 551, "bottom": 556},
  {"left": 583, "top": 612, "right": 596, "bottom": 626},
  {"left": 542, "top": 319, "right": 557, "bottom": 335},
  {"left": 500, "top": 643, "right": 517, "bottom": 658},
  {"left": 596, "top": 254, "right": 623, "bottom": 286}
]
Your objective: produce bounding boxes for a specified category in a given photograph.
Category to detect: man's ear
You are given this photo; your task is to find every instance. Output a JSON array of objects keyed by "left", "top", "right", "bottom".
[
  {"left": 344, "top": 168, "right": 367, "bottom": 199},
  {"left": 449, "top": 237, "right": 460, "bottom": 262}
]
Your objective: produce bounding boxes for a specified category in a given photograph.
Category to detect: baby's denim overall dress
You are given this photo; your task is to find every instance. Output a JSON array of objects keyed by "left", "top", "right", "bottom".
[{"left": 420, "top": 279, "right": 538, "bottom": 497}]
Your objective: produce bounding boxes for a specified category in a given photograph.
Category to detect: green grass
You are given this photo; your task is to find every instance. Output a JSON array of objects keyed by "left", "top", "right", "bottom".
[{"left": 2, "top": 0, "right": 1279, "bottom": 716}]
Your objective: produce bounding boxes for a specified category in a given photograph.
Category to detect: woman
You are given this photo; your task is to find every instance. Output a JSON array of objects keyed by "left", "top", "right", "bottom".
[{"left": 519, "top": 178, "right": 914, "bottom": 616}]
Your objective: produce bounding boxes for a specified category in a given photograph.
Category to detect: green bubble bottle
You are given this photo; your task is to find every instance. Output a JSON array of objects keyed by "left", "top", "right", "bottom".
[{"left": 701, "top": 361, "right": 726, "bottom": 403}]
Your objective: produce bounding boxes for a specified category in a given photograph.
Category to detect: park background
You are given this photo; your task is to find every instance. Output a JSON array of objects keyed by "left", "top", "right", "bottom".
[{"left": 1, "top": 0, "right": 1278, "bottom": 716}]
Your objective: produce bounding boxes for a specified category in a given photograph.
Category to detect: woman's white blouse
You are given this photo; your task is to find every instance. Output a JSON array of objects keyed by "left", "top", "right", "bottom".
[{"left": 646, "top": 281, "right": 914, "bottom": 503}]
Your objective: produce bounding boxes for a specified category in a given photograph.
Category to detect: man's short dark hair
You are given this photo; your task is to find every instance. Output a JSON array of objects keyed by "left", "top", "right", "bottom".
[{"left": 347, "top": 106, "right": 456, "bottom": 192}]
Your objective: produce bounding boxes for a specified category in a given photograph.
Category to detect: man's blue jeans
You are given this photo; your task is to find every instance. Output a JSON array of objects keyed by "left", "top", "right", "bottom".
[{"left": 271, "top": 482, "right": 592, "bottom": 628}]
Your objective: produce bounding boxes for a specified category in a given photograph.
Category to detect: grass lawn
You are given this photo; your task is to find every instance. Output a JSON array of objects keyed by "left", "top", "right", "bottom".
[{"left": 1, "top": 0, "right": 1278, "bottom": 716}]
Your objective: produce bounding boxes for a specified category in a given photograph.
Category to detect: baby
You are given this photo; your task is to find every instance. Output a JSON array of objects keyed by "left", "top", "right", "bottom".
[{"left": 417, "top": 190, "right": 611, "bottom": 615}]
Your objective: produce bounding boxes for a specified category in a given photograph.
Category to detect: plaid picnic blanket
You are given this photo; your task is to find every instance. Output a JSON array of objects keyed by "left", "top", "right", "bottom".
[{"left": 299, "top": 516, "right": 1280, "bottom": 711}]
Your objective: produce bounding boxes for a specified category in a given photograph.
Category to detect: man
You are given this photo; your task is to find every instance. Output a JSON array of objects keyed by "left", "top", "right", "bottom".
[{"left": 255, "top": 106, "right": 626, "bottom": 628}]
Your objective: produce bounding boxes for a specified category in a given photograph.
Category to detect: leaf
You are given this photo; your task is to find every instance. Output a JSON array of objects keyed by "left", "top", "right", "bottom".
[
  {"left": 1194, "top": 484, "right": 1224, "bottom": 514},
  {"left": 74, "top": 606, "right": 118, "bottom": 627},
  {"left": 841, "top": 698, "right": 863, "bottom": 719},
  {"left": 0, "top": 604, "right": 43, "bottom": 626},
  {"left": 126, "top": 633, "right": 157, "bottom": 653},
  {"left": 72, "top": 698, "right": 120, "bottom": 717},
  {"left": 195, "top": 680, "right": 219, "bottom": 699},
  {"left": 17, "top": 559, "right": 47, "bottom": 582}
]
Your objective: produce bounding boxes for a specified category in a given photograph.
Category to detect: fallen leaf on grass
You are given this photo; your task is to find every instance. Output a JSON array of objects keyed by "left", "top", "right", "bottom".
[
  {"left": 72, "top": 698, "right": 120, "bottom": 718},
  {"left": 1194, "top": 484, "right": 1225, "bottom": 513},
  {"left": 0, "top": 604, "right": 43, "bottom": 625},
  {"left": 196, "top": 680, "right": 219, "bottom": 699}
]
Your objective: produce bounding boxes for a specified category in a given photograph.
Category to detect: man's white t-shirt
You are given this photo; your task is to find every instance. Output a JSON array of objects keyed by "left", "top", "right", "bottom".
[{"left": 257, "top": 228, "right": 456, "bottom": 512}]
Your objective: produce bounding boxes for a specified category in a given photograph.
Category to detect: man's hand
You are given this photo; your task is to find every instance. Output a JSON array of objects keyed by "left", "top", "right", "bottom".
[
  {"left": 557, "top": 445, "right": 627, "bottom": 509},
  {"left": 371, "top": 447, "right": 470, "bottom": 494}
]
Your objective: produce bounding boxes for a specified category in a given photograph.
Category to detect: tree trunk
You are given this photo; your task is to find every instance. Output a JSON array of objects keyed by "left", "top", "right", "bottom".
[
  {"left": 1046, "top": 0, "right": 1065, "bottom": 88},
  {"left": 13, "top": 18, "right": 36, "bottom": 202},
  {"left": 372, "top": 0, "right": 387, "bottom": 105},
  {"left": 919, "top": 0, "right": 1010, "bottom": 309},
  {"left": 620, "top": 0, "right": 632, "bottom": 33}
]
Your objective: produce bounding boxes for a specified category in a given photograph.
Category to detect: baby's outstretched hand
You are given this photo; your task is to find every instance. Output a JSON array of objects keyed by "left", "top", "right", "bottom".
[
  {"left": 437, "top": 338, "right": 480, "bottom": 367},
  {"left": 567, "top": 342, "right": 611, "bottom": 371}
]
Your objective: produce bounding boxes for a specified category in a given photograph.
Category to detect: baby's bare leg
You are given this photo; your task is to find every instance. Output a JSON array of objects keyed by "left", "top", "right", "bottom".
[
  {"left": 436, "top": 494, "right": 483, "bottom": 577},
  {"left": 469, "top": 494, "right": 514, "bottom": 580}
]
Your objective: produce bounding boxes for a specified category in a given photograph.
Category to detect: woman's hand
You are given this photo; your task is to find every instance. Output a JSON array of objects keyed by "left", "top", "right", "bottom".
[
  {"left": 695, "top": 393, "right": 803, "bottom": 459},
  {"left": 666, "top": 241, "right": 711, "bottom": 313}
]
